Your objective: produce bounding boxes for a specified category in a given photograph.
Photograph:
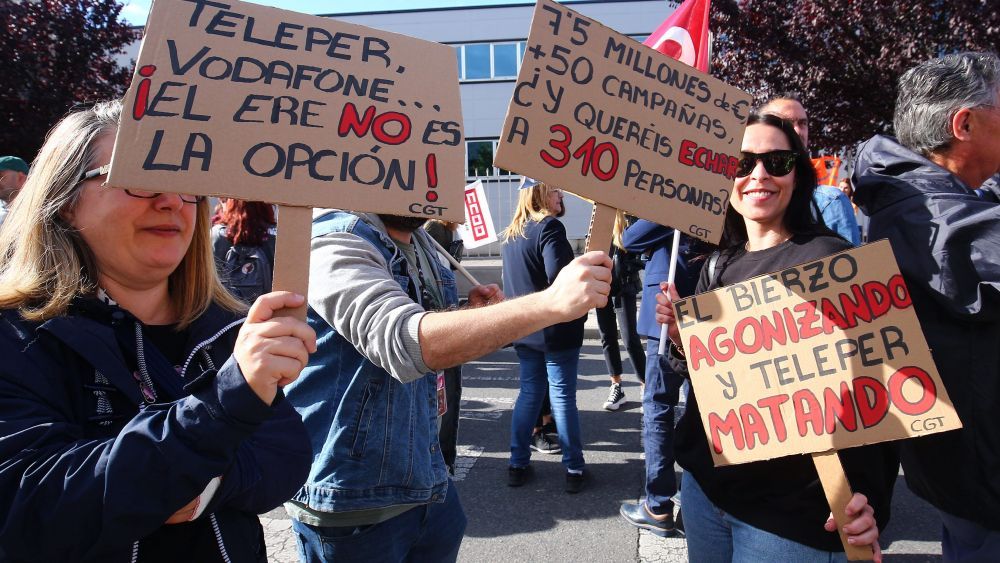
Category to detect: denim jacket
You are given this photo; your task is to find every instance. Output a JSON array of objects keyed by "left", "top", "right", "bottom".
[{"left": 287, "top": 211, "right": 457, "bottom": 513}]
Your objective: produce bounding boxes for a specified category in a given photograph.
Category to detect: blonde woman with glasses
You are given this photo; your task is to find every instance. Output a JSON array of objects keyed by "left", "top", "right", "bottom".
[{"left": 0, "top": 100, "right": 313, "bottom": 561}]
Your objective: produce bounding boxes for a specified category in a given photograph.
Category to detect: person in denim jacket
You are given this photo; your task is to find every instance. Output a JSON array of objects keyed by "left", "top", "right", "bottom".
[{"left": 285, "top": 210, "right": 612, "bottom": 562}]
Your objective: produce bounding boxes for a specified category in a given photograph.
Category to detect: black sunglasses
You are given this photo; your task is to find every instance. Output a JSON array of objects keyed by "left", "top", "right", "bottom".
[
  {"left": 80, "top": 165, "right": 204, "bottom": 204},
  {"left": 735, "top": 150, "right": 797, "bottom": 178}
]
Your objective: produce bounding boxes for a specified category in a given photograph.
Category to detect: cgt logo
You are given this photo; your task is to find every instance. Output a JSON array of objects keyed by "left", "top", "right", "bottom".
[
  {"left": 409, "top": 203, "right": 447, "bottom": 216},
  {"left": 909, "top": 416, "right": 947, "bottom": 433},
  {"left": 688, "top": 224, "right": 711, "bottom": 238}
]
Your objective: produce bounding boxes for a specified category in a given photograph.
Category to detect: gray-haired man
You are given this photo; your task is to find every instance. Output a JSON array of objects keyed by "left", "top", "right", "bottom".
[{"left": 853, "top": 51, "right": 1000, "bottom": 560}]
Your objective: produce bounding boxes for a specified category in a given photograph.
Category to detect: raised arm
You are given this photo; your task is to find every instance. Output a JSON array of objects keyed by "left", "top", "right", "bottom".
[{"left": 418, "top": 251, "right": 612, "bottom": 370}]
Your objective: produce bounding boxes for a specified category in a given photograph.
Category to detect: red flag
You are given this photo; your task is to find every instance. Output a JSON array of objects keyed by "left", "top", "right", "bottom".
[{"left": 643, "top": 0, "right": 711, "bottom": 73}]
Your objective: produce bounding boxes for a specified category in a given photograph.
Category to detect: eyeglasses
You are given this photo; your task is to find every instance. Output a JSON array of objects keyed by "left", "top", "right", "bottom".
[
  {"left": 80, "top": 165, "right": 205, "bottom": 204},
  {"left": 735, "top": 150, "right": 798, "bottom": 178}
]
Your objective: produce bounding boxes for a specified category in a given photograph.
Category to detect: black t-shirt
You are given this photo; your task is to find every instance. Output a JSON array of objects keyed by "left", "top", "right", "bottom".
[
  {"left": 144, "top": 323, "right": 188, "bottom": 371},
  {"left": 674, "top": 233, "right": 900, "bottom": 552}
]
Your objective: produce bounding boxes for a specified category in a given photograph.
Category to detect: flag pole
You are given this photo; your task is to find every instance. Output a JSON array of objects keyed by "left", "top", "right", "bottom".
[
  {"left": 426, "top": 234, "right": 482, "bottom": 287},
  {"left": 656, "top": 230, "right": 682, "bottom": 355}
]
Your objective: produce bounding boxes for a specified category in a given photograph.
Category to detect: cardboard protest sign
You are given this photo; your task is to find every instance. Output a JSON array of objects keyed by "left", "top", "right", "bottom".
[
  {"left": 494, "top": 0, "right": 752, "bottom": 246},
  {"left": 674, "top": 240, "right": 961, "bottom": 467},
  {"left": 108, "top": 0, "right": 464, "bottom": 222},
  {"left": 458, "top": 180, "right": 498, "bottom": 249}
]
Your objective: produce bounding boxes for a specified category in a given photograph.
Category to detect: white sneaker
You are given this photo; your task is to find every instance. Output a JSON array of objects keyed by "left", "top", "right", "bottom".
[{"left": 603, "top": 383, "right": 626, "bottom": 411}]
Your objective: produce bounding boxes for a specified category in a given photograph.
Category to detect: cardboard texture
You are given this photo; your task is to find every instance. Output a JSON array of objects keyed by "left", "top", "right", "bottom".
[
  {"left": 109, "top": 0, "right": 465, "bottom": 223},
  {"left": 674, "top": 240, "right": 961, "bottom": 466},
  {"left": 270, "top": 205, "right": 312, "bottom": 321},
  {"left": 494, "top": 0, "right": 751, "bottom": 246},
  {"left": 585, "top": 203, "right": 616, "bottom": 253}
]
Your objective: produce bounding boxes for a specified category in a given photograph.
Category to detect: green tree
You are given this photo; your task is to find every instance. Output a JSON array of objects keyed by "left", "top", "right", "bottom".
[
  {"left": 0, "top": 0, "right": 134, "bottom": 160},
  {"left": 711, "top": 0, "right": 1000, "bottom": 153}
]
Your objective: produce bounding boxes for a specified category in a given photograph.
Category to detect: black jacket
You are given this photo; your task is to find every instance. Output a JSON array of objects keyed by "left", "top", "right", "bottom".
[
  {"left": 0, "top": 298, "right": 311, "bottom": 561},
  {"left": 853, "top": 134, "right": 1000, "bottom": 529},
  {"left": 501, "top": 216, "right": 585, "bottom": 351}
]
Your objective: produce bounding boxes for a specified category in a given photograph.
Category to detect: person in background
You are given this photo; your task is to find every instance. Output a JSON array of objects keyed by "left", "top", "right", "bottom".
[
  {"left": 853, "top": 51, "right": 1000, "bottom": 561},
  {"left": 423, "top": 219, "right": 465, "bottom": 473},
  {"left": 618, "top": 220, "right": 704, "bottom": 536},
  {"left": 211, "top": 199, "right": 277, "bottom": 304},
  {"left": 761, "top": 94, "right": 860, "bottom": 245},
  {"left": 501, "top": 177, "right": 588, "bottom": 493},
  {"left": 658, "top": 112, "right": 893, "bottom": 561},
  {"left": 0, "top": 155, "right": 29, "bottom": 227},
  {"left": 425, "top": 219, "right": 465, "bottom": 266},
  {"left": 837, "top": 178, "right": 867, "bottom": 242},
  {"left": 0, "top": 100, "right": 313, "bottom": 561},
  {"left": 597, "top": 211, "right": 646, "bottom": 411}
]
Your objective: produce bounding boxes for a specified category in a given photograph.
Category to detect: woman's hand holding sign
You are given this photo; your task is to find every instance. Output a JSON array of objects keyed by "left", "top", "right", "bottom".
[
  {"left": 235, "top": 292, "right": 318, "bottom": 406},
  {"left": 824, "top": 493, "right": 882, "bottom": 562},
  {"left": 655, "top": 281, "right": 682, "bottom": 350}
]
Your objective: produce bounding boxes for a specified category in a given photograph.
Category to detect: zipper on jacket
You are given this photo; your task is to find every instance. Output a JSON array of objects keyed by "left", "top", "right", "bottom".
[
  {"left": 210, "top": 513, "right": 233, "bottom": 563},
  {"left": 134, "top": 323, "right": 158, "bottom": 403},
  {"left": 127, "top": 515, "right": 232, "bottom": 563},
  {"left": 179, "top": 319, "right": 244, "bottom": 378}
]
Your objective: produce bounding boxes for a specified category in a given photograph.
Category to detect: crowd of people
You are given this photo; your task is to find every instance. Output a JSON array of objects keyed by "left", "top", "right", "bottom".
[{"left": 0, "top": 48, "right": 998, "bottom": 563}]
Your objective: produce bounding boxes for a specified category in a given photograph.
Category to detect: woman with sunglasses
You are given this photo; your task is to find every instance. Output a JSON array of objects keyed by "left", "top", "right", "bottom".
[
  {"left": 655, "top": 113, "right": 896, "bottom": 562},
  {"left": 0, "top": 100, "right": 314, "bottom": 561}
]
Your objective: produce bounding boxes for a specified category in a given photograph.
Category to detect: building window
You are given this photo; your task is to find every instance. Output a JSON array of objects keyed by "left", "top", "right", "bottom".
[
  {"left": 453, "top": 41, "right": 529, "bottom": 81},
  {"left": 466, "top": 139, "right": 514, "bottom": 178},
  {"left": 464, "top": 44, "right": 491, "bottom": 80},
  {"left": 467, "top": 140, "right": 494, "bottom": 177},
  {"left": 493, "top": 43, "right": 518, "bottom": 77}
]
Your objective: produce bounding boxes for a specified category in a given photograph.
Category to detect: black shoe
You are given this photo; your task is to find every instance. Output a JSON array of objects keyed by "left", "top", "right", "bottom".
[
  {"left": 619, "top": 502, "right": 675, "bottom": 537},
  {"left": 603, "top": 382, "right": 626, "bottom": 410},
  {"left": 508, "top": 465, "right": 532, "bottom": 487},
  {"left": 565, "top": 471, "right": 586, "bottom": 494},
  {"left": 530, "top": 431, "right": 561, "bottom": 454}
]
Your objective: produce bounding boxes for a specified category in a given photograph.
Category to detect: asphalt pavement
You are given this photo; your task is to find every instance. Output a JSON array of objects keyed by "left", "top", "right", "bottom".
[{"left": 261, "top": 261, "right": 945, "bottom": 562}]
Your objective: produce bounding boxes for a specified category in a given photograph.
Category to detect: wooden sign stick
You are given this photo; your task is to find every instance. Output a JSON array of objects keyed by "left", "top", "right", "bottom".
[
  {"left": 586, "top": 202, "right": 617, "bottom": 255},
  {"left": 425, "top": 235, "right": 482, "bottom": 287},
  {"left": 271, "top": 205, "right": 313, "bottom": 321},
  {"left": 812, "top": 451, "right": 874, "bottom": 561}
]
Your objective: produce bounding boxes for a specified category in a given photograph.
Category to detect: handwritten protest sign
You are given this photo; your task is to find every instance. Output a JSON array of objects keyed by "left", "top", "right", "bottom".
[
  {"left": 494, "top": 0, "right": 751, "bottom": 249},
  {"left": 108, "top": 0, "right": 464, "bottom": 221},
  {"left": 458, "top": 180, "right": 498, "bottom": 249},
  {"left": 107, "top": 0, "right": 464, "bottom": 317},
  {"left": 675, "top": 240, "right": 961, "bottom": 466}
]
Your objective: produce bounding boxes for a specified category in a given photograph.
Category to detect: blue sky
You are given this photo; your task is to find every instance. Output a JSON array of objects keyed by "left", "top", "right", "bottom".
[{"left": 120, "top": 1, "right": 536, "bottom": 25}]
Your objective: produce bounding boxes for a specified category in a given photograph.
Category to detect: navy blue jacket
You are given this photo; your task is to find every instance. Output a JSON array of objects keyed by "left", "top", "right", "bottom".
[
  {"left": 0, "top": 298, "right": 311, "bottom": 561},
  {"left": 854, "top": 135, "right": 1000, "bottom": 529},
  {"left": 502, "top": 216, "right": 584, "bottom": 351},
  {"left": 621, "top": 220, "right": 703, "bottom": 338}
]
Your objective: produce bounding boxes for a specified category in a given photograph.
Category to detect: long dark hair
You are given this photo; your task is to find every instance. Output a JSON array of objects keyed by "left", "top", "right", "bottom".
[
  {"left": 214, "top": 199, "right": 276, "bottom": 247},
  {"left": 719, "top": 112, "right": 827, "bottom": 251}
]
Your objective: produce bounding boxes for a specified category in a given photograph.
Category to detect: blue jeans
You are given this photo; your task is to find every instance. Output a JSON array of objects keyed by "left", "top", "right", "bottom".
[
  {"left": 643, "top": 336, "right": 683, "bottom": 515},
  {"left": 510, "top": 346, "right": 584, "bottom": 471},
  {"left": 682, "top": 473, "right": 847, "bottom": 563},
  {"left": 292, "top": 479, "right": 467, "bottom": 563},
  {"left": 940, "top": 509, "right": 1000, "bottom": 562}
]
